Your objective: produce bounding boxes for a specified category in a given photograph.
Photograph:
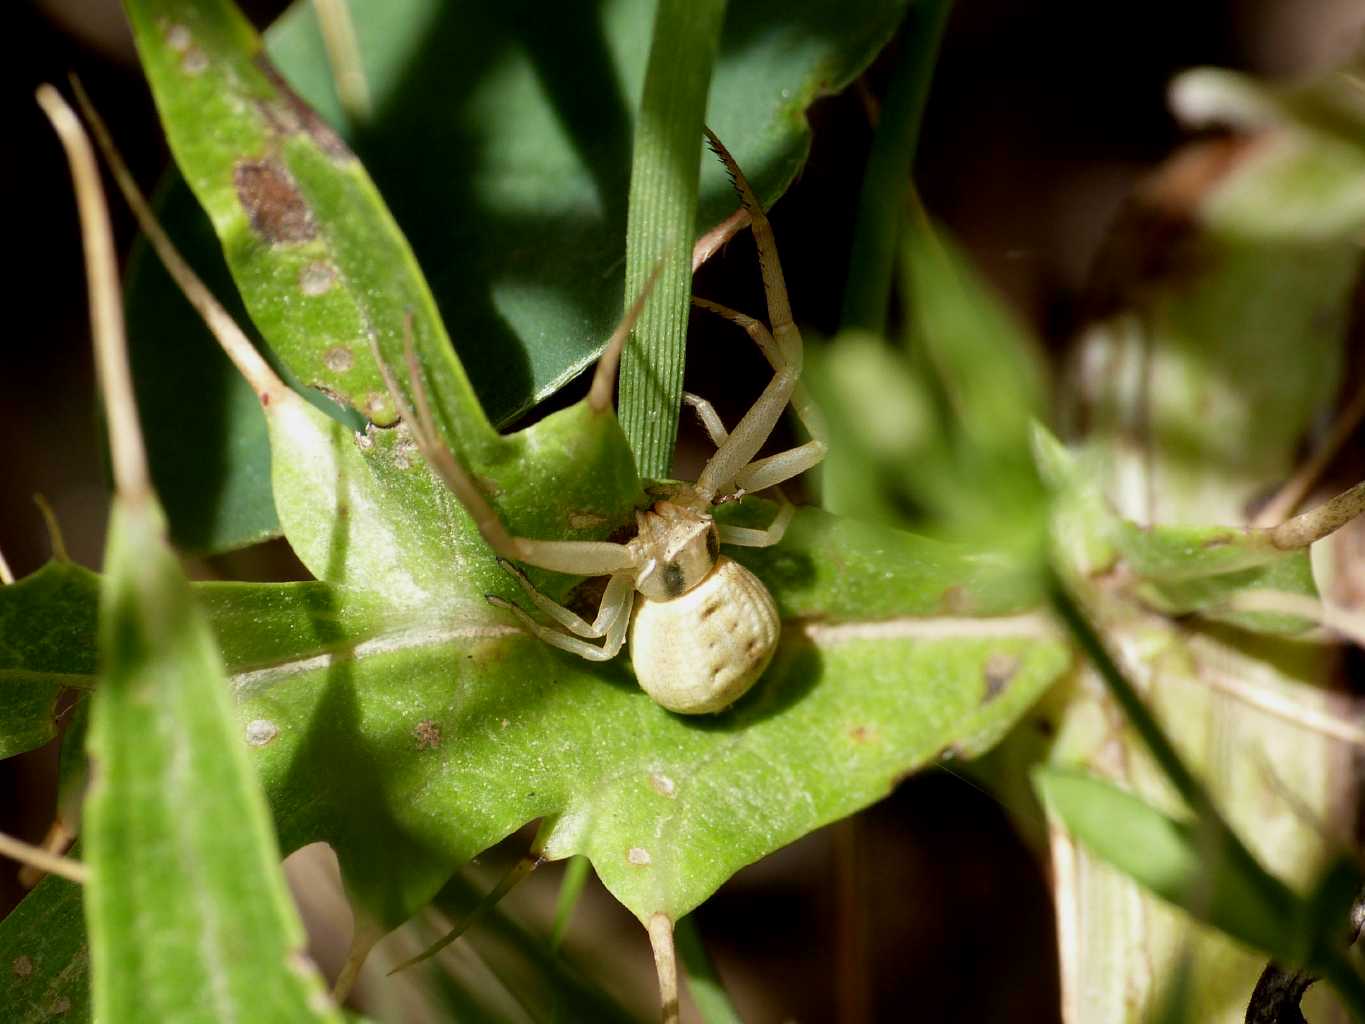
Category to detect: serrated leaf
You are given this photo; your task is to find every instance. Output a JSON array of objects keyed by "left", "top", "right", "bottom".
[
  {"left": 85, "top": 496, "right": 340, "bottom": 1021},
  {"left": 126, "top": 0, "right": 910, "bottom": 553},
  {"left": 0, "top": 491, "right": 1069, "bottom": 950},
  {"left": 78, "top": 0, "right": 1075, "bottom": 997}
]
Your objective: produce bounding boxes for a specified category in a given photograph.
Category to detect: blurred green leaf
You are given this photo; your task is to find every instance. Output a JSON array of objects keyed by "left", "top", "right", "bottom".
[
  {"left": 0, "top": 874, "right": 89, "bottom": 1024},
  {"left": 85, "top": 496, "right": 339, "bottom": 1020},
  {"left": 0, "top": 561, "right": 96, "bottom": 759},
  {"left": 676, "top": 916, "right": 743, "bottom": 1024},
  {"left": 816, "top": 206, "right": 1049, "bottom": 563},
  {"left": 422, "top": 872, "right": 640, "bottom": 1024},
  {"left": 126, "top": 0, "right": 909, "bottom": 552},
  {"left": 1037, "top": 428, "right": 1319, "bottom": 635},
  {"left": 1036, "top": 766, "right": 1365, "bottom": 1019}
]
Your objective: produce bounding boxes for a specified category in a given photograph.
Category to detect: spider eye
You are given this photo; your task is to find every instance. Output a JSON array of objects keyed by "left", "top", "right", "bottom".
[{"left": 662, "top": 561, "right": 686, "bottom": 597}]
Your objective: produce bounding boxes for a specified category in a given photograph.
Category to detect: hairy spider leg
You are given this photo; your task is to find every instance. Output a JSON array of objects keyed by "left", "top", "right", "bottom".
[
  {"left": 689, "top": 298, "right": 827, "bottom": 495},
  {"left": 693, "top": 129, "right": 827, "bottom": 501}
]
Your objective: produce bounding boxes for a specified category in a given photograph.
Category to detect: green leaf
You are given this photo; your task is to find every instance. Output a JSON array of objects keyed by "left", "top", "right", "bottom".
[
  {"left": 98, "top": 0, "right": 1072, "bottom": 980},
  {"left": 125, "top": 0, "right": 910, "bottom": 552},
  {"left": 0, "top": 561, "right": 97, "bottom": 759},
  {"left": 0, "top": 492, "right": 1069, "bottom": 938},
  {"left": 0, "top": 875, "right": 90, "bottom": 1024},
  {"left": 1033, "top": 53, "right": 1365, "bottom": 1020},
  {"left": 123, "top": 0, "right": 497, "bottom": 456},
  {"left": 85, "top": 496, "right": 340, "bottom": 1021},
  {"left": 676, "top": 916, "right": 743, "bottom": 1024}
]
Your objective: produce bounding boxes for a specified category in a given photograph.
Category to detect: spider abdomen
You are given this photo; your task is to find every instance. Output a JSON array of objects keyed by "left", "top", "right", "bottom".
[{"left": 629, "top": 556, "right": 779, "bottom": 714}]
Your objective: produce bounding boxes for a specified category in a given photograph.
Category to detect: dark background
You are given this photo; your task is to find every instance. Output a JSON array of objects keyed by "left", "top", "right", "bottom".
[{"left": 4, "top": 1, "right": 1363, "bottom": 1020}]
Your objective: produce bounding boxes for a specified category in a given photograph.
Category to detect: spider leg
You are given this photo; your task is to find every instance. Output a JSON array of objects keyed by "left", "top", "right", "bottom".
[
  {"left": 368, "top": 324, "right": 639, "bottom": 577},
  {"left": 691, "top": 297, "right": 828, "bottom": 474},
  {"left": 497, "top": 561, "right": 635, "bottom": 639},
  {"left": 733, "top": 442, "right": 826, "bottom": 494},
  {"left": 488, "top": 578, "right": 634, "bottom": 662},
  {"left": 693, "top": 131, "right": 827, "bottom": 500},
  {"left": 682, "top": 392, "right": 730, "bottom": 448},
  {"left": 717, "top": 493, "right": 795, "bottom": 549}
]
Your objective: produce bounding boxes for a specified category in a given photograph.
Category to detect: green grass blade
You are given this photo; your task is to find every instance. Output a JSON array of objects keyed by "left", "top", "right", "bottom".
[
  {"left": 617, "top": 0, "right": 726, "bottom": 478},
  {"left": 840, "top": 0, "right": 954, "bottom": 333},
  {"left": 676, "top": 916, "right": 742, "bottom": 1024},
  {"left": 550, "top": 855, "right": 591, "bottom": 952}
]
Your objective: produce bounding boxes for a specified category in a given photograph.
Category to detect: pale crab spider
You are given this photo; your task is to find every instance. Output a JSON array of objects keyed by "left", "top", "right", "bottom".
[{"left": 378, "top": 130, "right": 826, "bottom": 714}]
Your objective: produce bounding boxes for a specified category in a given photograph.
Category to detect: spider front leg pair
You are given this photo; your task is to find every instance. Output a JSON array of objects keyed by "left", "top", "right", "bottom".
[{"left": 374, "top": 130, "right": 824, "bottom": 714}]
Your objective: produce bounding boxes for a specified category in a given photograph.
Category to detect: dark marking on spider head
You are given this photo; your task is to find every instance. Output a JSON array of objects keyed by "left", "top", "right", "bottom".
[{"left": 663, "top": 561, "right": 686, "bottom": 597}]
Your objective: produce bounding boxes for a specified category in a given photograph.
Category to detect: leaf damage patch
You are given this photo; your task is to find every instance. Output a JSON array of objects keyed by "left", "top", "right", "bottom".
[
  {"left": 253, "top": 55, "right": 354, "bottom": 161},
  {"left": 233, "top": 159, "right": 316, "bottom": 244}
]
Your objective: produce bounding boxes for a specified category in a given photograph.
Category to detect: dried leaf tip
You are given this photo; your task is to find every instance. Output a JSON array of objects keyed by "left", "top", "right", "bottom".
[{"left": 36, "top": 84, "right": 150, "bottom": 500}]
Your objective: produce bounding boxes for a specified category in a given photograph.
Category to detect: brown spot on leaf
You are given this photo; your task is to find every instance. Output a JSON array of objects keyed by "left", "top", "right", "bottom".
[
  {"left": 234, "top": 160, "right": 316, "bottom": 244},
  {"left": 938, "top": 585, "right": 973, "bottom": 614},
  {"left": 848, "top": 724, "right": 878, "bottom": 744},
  {"left": 649, "top": 772, "right": 676, "bottom": 798},
  {"left": 164, "top": 23, "right": 192, "bottom": 52},
  {"left": 414, "top": 720, "right": 442, "bottom": 750},
  {"left": 627, "top": 846, "right": 652, "bottom": 866},
  {"left": 363, "top": 392, "right": 388, "bottom": 418},
  {"left": 323, "top": 345, "right": 353, "bottom": 373},
  {"left": 253, "top": 55, "right": 353, "bottom": 160},
  {"left": 245, "top": 719, "right": 278, "bottom": 747},
  {"left": 181, "top": 48, "right": 208, "bottom": 75},
  {"left": 983, "top": 652, "right": 1020, "bottom": 704},
  {"left": 12, "top": 955, "right": 32, "bottom": 978},
  {"left": 299, "top": 261, "right": 337, "bottom": 296}
]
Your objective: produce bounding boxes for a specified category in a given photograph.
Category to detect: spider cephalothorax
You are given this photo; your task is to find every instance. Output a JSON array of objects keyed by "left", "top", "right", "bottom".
[{"left": 376, "top": 130, "right": 826, "bottom": 713}]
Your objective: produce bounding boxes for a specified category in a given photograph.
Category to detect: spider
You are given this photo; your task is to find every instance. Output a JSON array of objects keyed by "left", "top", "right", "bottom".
[{"left": 376, "top": 130, "right": 826, "bottom": 714}]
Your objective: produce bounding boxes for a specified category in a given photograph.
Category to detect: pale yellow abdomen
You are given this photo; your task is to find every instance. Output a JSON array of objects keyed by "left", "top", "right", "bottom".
[{"left": 629, "top": 556, "right": 780, "bottom": 714}]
